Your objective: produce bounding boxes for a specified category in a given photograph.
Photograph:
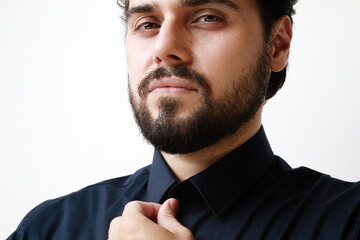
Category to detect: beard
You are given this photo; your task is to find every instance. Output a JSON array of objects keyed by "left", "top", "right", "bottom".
[{"left": 129, "top": 47, "right": 271, "bottom": 154}]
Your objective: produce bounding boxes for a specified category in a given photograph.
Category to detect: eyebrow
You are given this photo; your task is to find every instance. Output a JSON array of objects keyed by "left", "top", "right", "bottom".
[
  {"left": 126, "top": 0, "right": 241, "bottom": 21},
  {"left": 180, "top": 0, "right": 241, "bottom": 11},
  {"left": 126, "top": 2, "right": 159, "bottom": 21}
]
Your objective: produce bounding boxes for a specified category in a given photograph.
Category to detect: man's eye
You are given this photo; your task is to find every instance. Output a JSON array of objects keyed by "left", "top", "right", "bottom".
[
  {"left": 137, "top": 22, "right": 161, "bottom": 30},
  {"left": 198, "top": 15, "right": 221, "bottom": 22}
]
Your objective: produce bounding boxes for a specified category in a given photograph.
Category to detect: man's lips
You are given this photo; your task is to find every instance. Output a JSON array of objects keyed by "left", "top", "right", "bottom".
[{"left": 148, "top": 78, "right": 198, "bottom": 94}]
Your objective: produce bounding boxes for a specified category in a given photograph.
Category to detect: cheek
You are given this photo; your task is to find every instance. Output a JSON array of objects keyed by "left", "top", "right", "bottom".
[
  {"left": 192, "top": 40, "right": 249, "bottom": 96},
  {"left": 193, "top": 31, "right": 263, "bottom": 98},
  {"left": 126, "top": 38, "right": 154, "bottom": 97}
]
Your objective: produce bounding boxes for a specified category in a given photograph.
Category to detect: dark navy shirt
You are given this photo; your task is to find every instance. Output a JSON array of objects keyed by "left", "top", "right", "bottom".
[{"left": 7, "top": 127, "right": 360, "bottom": 239}]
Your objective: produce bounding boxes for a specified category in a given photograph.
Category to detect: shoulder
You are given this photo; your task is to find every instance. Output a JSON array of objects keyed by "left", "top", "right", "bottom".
[
  {"left": 272, "top": 155, "right": 360, "bottom": 190},
  {"left": 9, "top": 164, "right": 152, "bottom": 240},
  {"left": 272, "top": 156, "right": 360, "bottom": 210},
  {"left": 271, "top": 156, "right": 360, "bottom": 239},
  {"left": 87, "top": 163, "right": 152, "bottom": 191}
]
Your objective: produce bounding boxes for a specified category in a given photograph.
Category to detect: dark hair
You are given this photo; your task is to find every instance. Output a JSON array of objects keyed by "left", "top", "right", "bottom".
[
  {"left": 254, "top": 0, "right": 298, "bottom": 99},
  {"left": 117, "top": 0, "right": 298, "bottom": 100}
]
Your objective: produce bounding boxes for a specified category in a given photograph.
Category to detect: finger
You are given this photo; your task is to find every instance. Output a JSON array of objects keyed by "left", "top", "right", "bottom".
[
  {"left": 157, "top": 199, "right": 194, "bottom": 239},
  {"left": 108, "top": 216, "right": 122, "bottom": 240},
  {"left": 157, "top": 198, "right": 179, "bottom": 225},
  {"left": 108, "top": 215, "right": 172, "bottom": 240},
  {"left": 157, "top": 198, "right": 193, "bottom": 239},
  {"left": 122, "top": 201, "right": 162, "bottom": 221}
]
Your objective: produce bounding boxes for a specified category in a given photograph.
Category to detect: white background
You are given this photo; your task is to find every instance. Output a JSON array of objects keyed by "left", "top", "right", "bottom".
[{"left": 1, "top": 0, "right": 360, "bottom": 238}]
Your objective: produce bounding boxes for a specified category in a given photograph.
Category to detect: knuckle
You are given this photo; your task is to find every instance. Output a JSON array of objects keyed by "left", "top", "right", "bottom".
[
  {"left": 124, "top": 201, "right": 141, "bottom": 211},
  {"left": 109, "top": 216, "right": 122, "bottom": 229},
  {"left": 108, "top": 216, "right": 123, "bottom": 238}
]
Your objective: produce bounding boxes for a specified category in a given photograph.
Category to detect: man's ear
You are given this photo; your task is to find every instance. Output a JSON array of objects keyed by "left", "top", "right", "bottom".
[{"left": 270, "top": 15, "right": 293, "bottom": 72}]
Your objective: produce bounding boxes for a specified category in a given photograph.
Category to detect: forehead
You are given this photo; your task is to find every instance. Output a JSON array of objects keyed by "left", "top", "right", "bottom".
[
  {"left": 125, "top": 0, "right": 261, "bottom": 21},
  {"left": 127, "top": 0, "right": 248, "bottom": 10}
]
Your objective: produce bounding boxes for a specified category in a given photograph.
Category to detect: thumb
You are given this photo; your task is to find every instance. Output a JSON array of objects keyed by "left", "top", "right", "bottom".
[
  {"left": 157, "top": 198, "right": 194, "bottom": 239},
  {"left": 157, "top": 198, "right": 181, "bottom": 231}
]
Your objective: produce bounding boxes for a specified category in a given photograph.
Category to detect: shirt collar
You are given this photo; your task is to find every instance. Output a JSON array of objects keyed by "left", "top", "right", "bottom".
[
  {"left": 189, "top": 126, "right": 274, "bottom": 218},
  {"left": 147, "top": 151, "right": 178, "bottom": 203},
  {"left": 147, "top": 126, "right": 274, "bottom": 217}
]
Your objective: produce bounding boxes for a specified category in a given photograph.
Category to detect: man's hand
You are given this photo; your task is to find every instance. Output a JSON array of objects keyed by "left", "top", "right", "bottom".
[{"left": 108, "top": 198, "right": 194, "bottom": 240}]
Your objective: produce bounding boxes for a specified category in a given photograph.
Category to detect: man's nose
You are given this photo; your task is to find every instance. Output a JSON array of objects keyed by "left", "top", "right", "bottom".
[{"left": 152, "top": 20, "right": 192, "bottom": 66}]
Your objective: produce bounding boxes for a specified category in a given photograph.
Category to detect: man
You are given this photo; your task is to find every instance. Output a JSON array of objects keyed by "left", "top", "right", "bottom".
[{"left": 7, "top": 0, "right": 360, "bottom": 239}]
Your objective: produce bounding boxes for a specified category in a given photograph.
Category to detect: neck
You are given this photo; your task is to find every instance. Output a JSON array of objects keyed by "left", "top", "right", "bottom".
[{"left": 161, "top": 110, "right": 262, "bottom": 181}]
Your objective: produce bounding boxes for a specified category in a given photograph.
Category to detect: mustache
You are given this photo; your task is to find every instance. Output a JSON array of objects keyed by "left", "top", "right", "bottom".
[{"left": 137, "top": 66, "right": 211, "bottom": 98}]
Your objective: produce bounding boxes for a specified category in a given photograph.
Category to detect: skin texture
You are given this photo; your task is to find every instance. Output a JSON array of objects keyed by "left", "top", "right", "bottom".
[
  {"left": 126, "top": 0, "right": 265, "bottom": 119},
  {"left": 109, "top": 0, "right": 292, "bottom": 238}
]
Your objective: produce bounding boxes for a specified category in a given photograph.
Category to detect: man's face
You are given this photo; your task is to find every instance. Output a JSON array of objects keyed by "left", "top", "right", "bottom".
[{"left": 125, "top": 0, "right": 271, "bottom": 154}]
